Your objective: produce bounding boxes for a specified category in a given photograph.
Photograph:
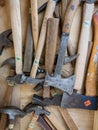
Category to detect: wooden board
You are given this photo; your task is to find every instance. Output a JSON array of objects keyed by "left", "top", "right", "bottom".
[{"left": 0, "top": 0, "right": 97, "bottom": 130}]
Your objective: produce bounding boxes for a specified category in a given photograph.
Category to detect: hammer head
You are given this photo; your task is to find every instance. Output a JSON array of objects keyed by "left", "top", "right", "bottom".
[
  {"left": 44, "top": 72, "right": 76, "bottom": 95},
  {"left": 23, "top": 104, "right": 50, "bottom": 116},
  {"left": 61, "top": 92, "right": 98, "bottom": 110},
  {"left": 0, "top": 106, "right": 26, "bottom": 120},
  {"left": 0, "top": 29, "right": 12, "bottom": 55},
  {"left": 32, "top": 94, "right": 62, "bottom": 106}
]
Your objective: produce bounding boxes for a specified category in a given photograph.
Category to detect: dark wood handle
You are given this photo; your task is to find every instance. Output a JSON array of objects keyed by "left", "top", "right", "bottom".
[
  {"left": 43, "top": 18, "right": 59, "bottom": 98},
  {"left": 62, "top": 0, "right": 80, "bottom": 33},
  {"left": 85, "top": 11, "right": 98, "bottom": 96}
]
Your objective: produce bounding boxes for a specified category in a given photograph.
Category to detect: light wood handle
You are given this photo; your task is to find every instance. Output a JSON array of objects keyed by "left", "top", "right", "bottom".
[
  {"left": 85, "top": 11, "right": 98, "bottom": 96},
  {"left": 9, "top": 0, "right": 22, "bottom": 74},
  {"left": 31, "top": 0, "right": 38, "bottom": 51},
  {"left": 30, "top": 0, "right": 57, "bottom": 78},
  {"left": 43, "top": 18, "right": 59, "bottom": 98},
  {"left": 74, "top": 3, "right": 94, "bottom": 91},
  {"left": 27, "top": 114, "right": 38, "bottom": 130},
  {"left": 62, "top": 0, "right": 80, "bottom": 33}
]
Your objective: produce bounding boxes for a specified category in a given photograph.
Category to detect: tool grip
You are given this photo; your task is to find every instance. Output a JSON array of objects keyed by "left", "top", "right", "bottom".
[
  {"left": 74, "top": 3, "right": 94, "bottom": 91},
  {"left": 31, "top": 0, "right": 38, "bottom": 51},
  {"left": 43, "top": 18, "right": 59, "bottom": 98},
  {"left": 9, "top": 0, "right": 22, "bottom": 74},
  {"left": 30, "top": 0, "right": 57, "bottom": 78},
  {"left": 62, "top": 0, "right": 80, "bottom": 33},
  {"left": 85, "top": 11, "right": 98, "bottom": 96},
  {"left": 27, "top": 114, "right": 38, "bottom": 130}
]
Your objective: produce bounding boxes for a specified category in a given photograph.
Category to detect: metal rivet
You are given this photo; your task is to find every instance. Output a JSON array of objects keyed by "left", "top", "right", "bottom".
[
  {"left": 65, "top": 23, "right": 69, "bottom": 29},
  {"left": 71, "top": 5, "right": 75, "bottom": 10}
]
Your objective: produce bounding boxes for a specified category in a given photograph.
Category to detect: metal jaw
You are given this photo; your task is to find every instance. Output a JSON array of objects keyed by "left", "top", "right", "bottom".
[
  {"left": 23, "top": 104, "right": 50, "bottom": 116},
  {"left": 44, "top": 72, "right": 76, "bottom": 95},
  {"left": 6, "top": 74, "right": 44, "bottom": 86},
  {"left": 32, "top": 94, "right": 62, "bottom": 106},
  {"left": 61, "top": 92, "right": 98, "bottom": 110}
]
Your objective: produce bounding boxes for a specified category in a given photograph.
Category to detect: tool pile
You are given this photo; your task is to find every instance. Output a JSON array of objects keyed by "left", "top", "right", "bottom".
[{"left": 0, "top": 0, "right": 98, "bottom": 130}]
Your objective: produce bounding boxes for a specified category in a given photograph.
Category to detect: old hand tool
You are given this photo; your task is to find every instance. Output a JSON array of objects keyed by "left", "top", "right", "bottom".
[
  {"left": 44, "top": 0, "right": 80, "bottom": 95},
  {"left": 32, "top": 94, "right": 62, "bottom": 106},
  {"left": 23, "top": 10, "right": 33, "bottom": 74},
  {"left": 74, "top": 0, "right": 96, "bottom": 92},
  {"left": 0, "top": 29, "right": 12, "bottom": 55},
  {"left": 30, "top": 0, "right": 58, "bottom": 78},
  {"left": 61, "top": 11, "right": 98, "bottom": 110},
  {"left": 0, "top": 106, "right": 26, "bottom": 130},
  {"left": 43, "top": 18, "right": 59, "bottom": 98},
  {"left": 23, "top": 104, "right": 50, "bottom": 130},
  {"left": 37, "top": 115, "right": 53, "bottom": 130}
]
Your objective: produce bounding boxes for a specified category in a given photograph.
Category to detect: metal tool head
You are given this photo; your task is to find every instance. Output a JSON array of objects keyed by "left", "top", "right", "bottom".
[
  {"left": 23, "top": 104, "right": 50, "bottom": 116},
  {"left": 81, "top": 0, "right": 98, "bottom": 3},
  {"left": 0, "top": 106, "right": 26, "bottom": 120},
  {"left": 0, "top": 29, "right": 12, "bottom": 55},
  {"left": 6, "top": 74, "right": 45, "bottom": 86},
  {"left": 61, "top": 92, "right": 98, "bottom": 110},
  {"left": 44, "top": 72, "right": 76, "bottom": 95},
  {"left": 0, "top": 57, "right": 15, "bottom": 69},
  {"left": 32, "top": 94, "right": 62, "bottom": 106}
]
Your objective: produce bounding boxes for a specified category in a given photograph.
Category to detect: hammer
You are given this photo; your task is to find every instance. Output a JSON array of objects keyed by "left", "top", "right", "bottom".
[
  {"left": 23, "top": 104, "right": 50, "bottom": 130},
  {"left": 0, "top": 106, "right": 26, "bottom": 130}
]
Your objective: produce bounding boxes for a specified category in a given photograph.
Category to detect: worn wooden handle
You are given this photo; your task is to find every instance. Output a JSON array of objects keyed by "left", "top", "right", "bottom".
[
  {"left": 23, "top": 13, "right": 33, "bottom": 73},
  {"left": 27, "top": 114, "right": 38, "bottom": 130},
  {"left": 9, "top": 0, "right": 22, "bottom": 74},
  {"left": 62, "top": 0, "right": 80, "bottom": 33},
  {"left": 31, "top": 0, "right": 38, "bottom": 51},
  {"left": 43, "top": 18, "right": 59, "bottom": 98},
  {"left": 74, "top": 3, "right": 94, "bottom": 91},
  {"left": 85, "top": 11, "right": 98, "bottom": 96},
  {"left": 30, "top": 0, "right": 57, "bottom": 78}
]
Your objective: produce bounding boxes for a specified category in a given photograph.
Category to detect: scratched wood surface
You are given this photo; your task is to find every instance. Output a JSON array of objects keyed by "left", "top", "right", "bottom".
[{"left": 0, "top": 0, "right": 97, "bottom": 130}]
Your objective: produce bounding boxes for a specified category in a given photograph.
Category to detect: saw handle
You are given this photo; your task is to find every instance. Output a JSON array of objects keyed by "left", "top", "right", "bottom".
[
  {"left": 31, "top": 0, "right": 38, "bottom": 51},
  {"left": 30, "top": 0, "right": 57, "bottom": 78},
  {"left": 62, "top": 0, "right": 80, "bottom": 33},
  {"left": 9, "top": 0, "right": 22, "bottom": 74},
  {"left": 85, "top": 11, "right": 98, "bottom": 96},
  {"left": 43, "top": 18, "right": 59, "bottom": 98}
]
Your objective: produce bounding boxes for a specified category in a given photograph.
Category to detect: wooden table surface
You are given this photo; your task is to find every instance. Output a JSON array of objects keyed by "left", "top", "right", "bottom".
[{"left": 0, "top": 0, "right": 97, "bottom": 130}]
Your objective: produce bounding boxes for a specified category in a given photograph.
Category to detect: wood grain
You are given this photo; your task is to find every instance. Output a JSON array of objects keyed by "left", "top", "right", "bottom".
[
  {"left": 43, "top": 18, "right": 59, "bottom": 98},
  {"left": 74, "top": 3, "right": 94, "bottom": 91}
]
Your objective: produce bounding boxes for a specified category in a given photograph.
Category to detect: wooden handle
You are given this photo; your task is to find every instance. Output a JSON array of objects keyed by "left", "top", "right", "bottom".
[
  {"left": 43, "top": 18, "right": 59, "bottom": 98},
  {"left": 9, "top": 0, "right": 22, "bottom": 74},
  {"left": 93, "top": 111, "right": 98, "bottom": 130},
  {"left": 30, "top": 0, "right": 57, "bottom": 78},
  {"left": 74, "top": 3, "right": 94, "bottom": 91},
  {"left": 27, "top": 114, "right": 38, "bottom": 130},
  {"left": 23, "top": 13, "right": 33, "bottom": 73},
  {"left": 62, "top": 0, "right": 80, "bottom": 33},
  {"left": 58, "top": 108, "right": 78, "bottom": 130},
  {"left": 31, "top": 0, "right": 38, "bottom": 51},
  {"left": 85, "top": 11, "right": 98, "bottom": 96},
  {"left": 0, "top": 0, "right": 5, "bottom": 6}
]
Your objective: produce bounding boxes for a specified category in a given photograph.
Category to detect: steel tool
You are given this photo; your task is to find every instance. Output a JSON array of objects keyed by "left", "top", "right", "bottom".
[
  {"left": 0, "top": 106, "right": 26, "bottom": 130},
  {"left": 0, "top": 29, "right": 12, "bottom": 55},
  {"left": 23, "top": 104, "right": 50, "bottom": 130},
  {"left": 61, "top": 11, "right": 98, "bottom": 110},
  {"left": 44, "top": 0, "right": 80, "bottom": 95}
]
